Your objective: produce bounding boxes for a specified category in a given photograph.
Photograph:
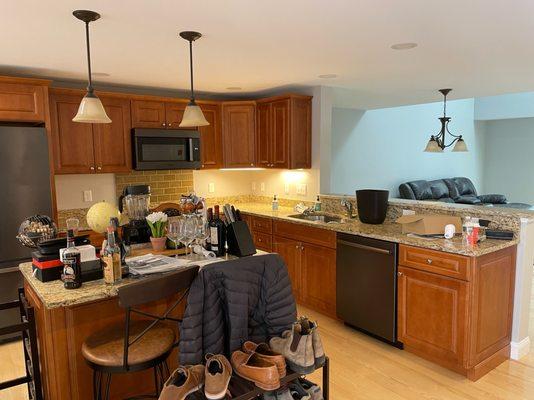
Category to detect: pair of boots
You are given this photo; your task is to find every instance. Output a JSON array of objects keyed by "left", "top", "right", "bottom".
[{"left": 269, "top": 316, "right": 325, "bottom": 374}]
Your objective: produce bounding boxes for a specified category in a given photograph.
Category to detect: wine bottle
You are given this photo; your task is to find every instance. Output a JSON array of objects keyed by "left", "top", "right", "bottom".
[
  {"left": 102, "top": 226, "right": 122, "bottom": 284},
  {"left": 62, "top": 229, "right": 82, "bottom": 289},
  {"left": 209, "top": 205, "right": 226, "bottom": 256}
]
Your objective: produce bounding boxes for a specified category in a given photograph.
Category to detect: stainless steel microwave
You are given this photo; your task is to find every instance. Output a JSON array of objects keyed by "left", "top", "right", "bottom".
[{"left": 132, "top": 129, "right": 201, "bottom": 170}]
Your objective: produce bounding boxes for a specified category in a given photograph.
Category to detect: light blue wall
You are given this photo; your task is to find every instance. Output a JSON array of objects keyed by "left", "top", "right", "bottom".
[
  {"left": 475, "top": 92, "right": 534, "bottom": 120},
  {"left": 483, "top": 117, "right": 534, "bottom": 204},
  {"left": 330, "top": 99, "right": 486, "bottom": 197}
]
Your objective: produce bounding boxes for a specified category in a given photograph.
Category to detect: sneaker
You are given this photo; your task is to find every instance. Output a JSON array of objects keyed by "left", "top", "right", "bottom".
[
  {"left": 288, "top": 380, "right": 312, "bottom": 399},
  {"left": 299, "top": 317, "right": 325, "bottom": 368},
  {"left": 298, "top": 378, "right": 323, "bottom": 400},
  {"left": 269, "top": 323, "right": 315, "bottom": 374},
  {"left": 262, "top": 387, "right": 294, "bottom": 400},
  {"left": 204, "top": 354, "right": 233, "bottom": 400},
  {"left": 159, "top": 365, "right": 204, "bottom": 400},
  {"left": 243, "top": 341, "right": 287, "bottom": 377}
]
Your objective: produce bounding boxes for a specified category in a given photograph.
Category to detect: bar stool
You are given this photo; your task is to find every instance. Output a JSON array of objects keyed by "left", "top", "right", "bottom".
[{"left": 81, "top": 265, "right": 199, "bottom": 400}]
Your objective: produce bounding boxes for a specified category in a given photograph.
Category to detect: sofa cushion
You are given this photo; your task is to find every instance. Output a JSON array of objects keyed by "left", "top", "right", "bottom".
[
  {"left": 407, "top": 180, "right": 433, "bottom": 200},
  {"left": 455, "top": 195, "right": 482, "bottom": 205},
  {"left": 478, "top": 194, "right": 507, "bottom": 204},
  {"left": 429, "top": 180, "right": 450, "bottom": 199},
  {"left": 452, "top": 177, "right": 477, "bottom": 196},
  {"left": 442, "top": 179, "right": 460, "bottom": 199}
]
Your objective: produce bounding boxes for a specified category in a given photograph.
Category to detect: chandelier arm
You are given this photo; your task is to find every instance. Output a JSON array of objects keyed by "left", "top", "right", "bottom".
[{"left": 445, "top": 121, "right": 462, "bottom": 139}]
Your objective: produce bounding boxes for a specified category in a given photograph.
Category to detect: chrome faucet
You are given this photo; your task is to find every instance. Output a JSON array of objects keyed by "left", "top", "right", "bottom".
[{"left": 341, "top": 197, "right": 355, "bottom": 218}]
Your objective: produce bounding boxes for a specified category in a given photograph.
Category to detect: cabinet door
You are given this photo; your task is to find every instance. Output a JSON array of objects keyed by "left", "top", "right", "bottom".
[
  {"left": 222, "top": 102, "right": 256, "bottom": 167},
  {"left": 131, "top": 100, "right": 166, "bottom": 128},
  {"left": 50, "top": 92, "right": 95, "bottom": 174},
  {"left": 398, "top": 266, "right": 468, "bottom": 369},
  {"left": 300, "top": 243, "right": 336, "bottom": 316},
  {"left": 255, "top": 102, "right": 272, "bottom": 168},
  {"left": 198, "top": 103, "right": 223, "bottom": 169},
  {"left": 289, "top": 97, "right": 312, "bottom": 169},
  {"left": 165, "top": 102, "right": 190, "bottom": 129},
  {"left": 273, "top": 236, "right": 301, "bottom": 302},
  {"left": 92, "top": 97, "right": 132, "bottom": 173},
  {"left": 271, "top": 99, "right": 290, "bottom": 168},
  {"left": 0, "top": 81, "right": 46, "bottom": 122}
]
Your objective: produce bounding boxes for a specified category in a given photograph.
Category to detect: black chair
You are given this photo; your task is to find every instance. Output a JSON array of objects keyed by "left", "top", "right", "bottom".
[
  {"left": 0, "top": 288, "right": 43, "bottom": 400},
  {"left": 81, "top": 265, "right": 199, "bottom": 400}
]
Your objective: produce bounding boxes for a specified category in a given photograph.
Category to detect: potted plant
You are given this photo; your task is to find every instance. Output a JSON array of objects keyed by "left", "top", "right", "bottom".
[{"left": 146, "top": 212, "right": 168, "bottom": 251}]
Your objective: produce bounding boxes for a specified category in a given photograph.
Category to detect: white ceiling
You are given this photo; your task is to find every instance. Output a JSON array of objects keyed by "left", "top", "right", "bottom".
[{"left": 3, "top": 0, "right": 534, "bottom": 108}]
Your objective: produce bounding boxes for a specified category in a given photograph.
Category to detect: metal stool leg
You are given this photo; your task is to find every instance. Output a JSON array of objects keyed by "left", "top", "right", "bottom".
[
  {"left": 104, "top": 373, "right": 112, "bottom": 400},
  {"left": 92, "top": 370, "right": 102, "bottom": 400}
]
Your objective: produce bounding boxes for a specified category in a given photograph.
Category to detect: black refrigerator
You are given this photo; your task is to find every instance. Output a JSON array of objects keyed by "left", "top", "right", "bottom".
[{"left": 0, "top": 126, "right": 52, "bottom": 342}]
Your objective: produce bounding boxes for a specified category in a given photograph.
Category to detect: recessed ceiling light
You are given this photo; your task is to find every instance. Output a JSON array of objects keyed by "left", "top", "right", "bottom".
[
  {"left": 226, "top": 86, "right": 242, "bottom": 90},
  {"left": 92, "top": 72, "right": 110, "bottom": 77},
  {"left": 390, "top": 42, "right": 418, "bottom": 50},
  {"left": 318, "top": 74, "right": 338, "bottom": 79}
]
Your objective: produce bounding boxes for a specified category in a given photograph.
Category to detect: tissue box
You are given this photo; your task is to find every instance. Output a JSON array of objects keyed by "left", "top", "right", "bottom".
[
  {"left": 396, "top": 214, "right": 462, "bottom": 235},
  {"left": 60, "top": 244, "right": 97, "bottom": 263}
]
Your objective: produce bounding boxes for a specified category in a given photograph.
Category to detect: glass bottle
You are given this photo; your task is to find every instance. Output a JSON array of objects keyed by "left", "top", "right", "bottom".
[
  {"left": 102, "top": 226, "right": 122, "bottom": 284},
  {"left": 63, "top": 229, "right": 82, "bottom": 289}
]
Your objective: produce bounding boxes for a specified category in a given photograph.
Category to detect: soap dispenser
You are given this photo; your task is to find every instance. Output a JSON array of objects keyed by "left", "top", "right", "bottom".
[
  {"left": 314, "top": 195, "right": 322, "bottom": 212},
  {"left": 272, "top": 195, "right": 279, "bottom": 211}
]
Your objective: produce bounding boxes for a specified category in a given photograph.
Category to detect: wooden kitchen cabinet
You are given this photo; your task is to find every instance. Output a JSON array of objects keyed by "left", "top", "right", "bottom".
[
  {"left": 50, "top": 89, "right": 132, "bottom": 174},
  {"left": 256, "top": 95, "right": 312, "bottom": 169},
  {"left": 273, "top": 235, "right": 302, "bottom": 301},
  {"left": 301, "top": 243, "right": 336, "bottom": 315},
  {"left": 397, "top": 244, "right": 516, "bottom": 380},
  {"left": 131, "top": 99, "right": 166, "bottom": 128},
  {"left": 0, "top": 76, "right": 50, "bottom": 122},
  {"left": 222, "top": 101, "right": 256, "bottom": 168},
  {"left": 198, "top": 103, "right": 223, "bottom": 169}
]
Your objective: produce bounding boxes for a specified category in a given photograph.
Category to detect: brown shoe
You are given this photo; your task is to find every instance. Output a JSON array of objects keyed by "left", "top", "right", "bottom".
[
  {"left": 242, "top": 341, "right": 287, "bottom": 378},
  {"left": 159, "top": 365, "right": 204, "bottom": 400},
  {"left": 204, "top": 354, "right": 232, "bottom": 400},
  {"left": 231, "top": 350, "right": 280, "bottom": 391},
  {"left": 269, "top": 322, "right": 315, "bottom": 374}
]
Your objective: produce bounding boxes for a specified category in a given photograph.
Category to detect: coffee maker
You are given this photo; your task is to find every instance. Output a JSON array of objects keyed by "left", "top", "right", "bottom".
[{"left": 119, "top": 185, "right": 151, "bottom": 244}]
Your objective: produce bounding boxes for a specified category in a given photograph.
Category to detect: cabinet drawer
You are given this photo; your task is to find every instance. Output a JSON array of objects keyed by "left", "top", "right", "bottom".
[
  {"left": 273, "top": 220, "right": 336, "bottom": 249},
  {"left": 253, "top": 231, "right": 272, "bottom": 252},
  {"left": 251, "top": 216, "right": 272, "bottom": 234},
  {"left": 399, "top": 245, "right": 471, "bottom": 281}
]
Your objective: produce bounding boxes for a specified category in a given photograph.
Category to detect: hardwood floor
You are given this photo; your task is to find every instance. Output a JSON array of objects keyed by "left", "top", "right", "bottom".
[{"left": 2, "top": 277, "right": 534, "bottom": 400}]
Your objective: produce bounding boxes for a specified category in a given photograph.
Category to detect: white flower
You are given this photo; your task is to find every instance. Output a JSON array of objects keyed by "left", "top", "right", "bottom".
[{"left": 146, "top": 212, "right": 168, "bottom": 224}]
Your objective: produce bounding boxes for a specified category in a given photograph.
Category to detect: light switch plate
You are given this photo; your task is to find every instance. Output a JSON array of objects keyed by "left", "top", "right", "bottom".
[
  {"left": 83, "top": 190, "right": 93, "bottom": 202},
  {"left": 284, "top": 183, "right": 290, "bottom": 195},
  {"left": 296, "top": 183, "right": 307, "bottom": 196},
  {"left": 208, "top": 183, "right": 215, "bottom": 193}
]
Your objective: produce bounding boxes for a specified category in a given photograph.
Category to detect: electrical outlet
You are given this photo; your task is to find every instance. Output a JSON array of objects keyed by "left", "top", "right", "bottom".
[
  {"left": 260, "top": 182, "right": 265, "bottom": 192},
  {"left": 402, "top": 209, "right": 416, "bottom": 216},
  {"left": 296, "top": 183, "right": 307, "bottom": 196},
  {"left": 208, "top": 183, "right": 215, "bottom": 193},
  {"left": 284, "top": 183, "right": 290, "bottom": 195},
  {"left": 83, "top": 190, "right": 93, "bottom": 202}
]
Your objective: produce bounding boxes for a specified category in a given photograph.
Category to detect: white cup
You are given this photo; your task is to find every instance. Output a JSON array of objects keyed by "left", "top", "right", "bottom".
[{"left": 444, "top": 224, "right": 456, "bottom": 239}]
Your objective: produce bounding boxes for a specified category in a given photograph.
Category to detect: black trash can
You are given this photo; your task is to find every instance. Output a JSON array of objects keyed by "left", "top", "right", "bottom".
[{"left": 356, "top": 189, "right": 389, "bottom": 224}]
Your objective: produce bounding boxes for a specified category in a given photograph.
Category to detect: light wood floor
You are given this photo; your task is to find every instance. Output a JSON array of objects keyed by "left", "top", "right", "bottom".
[{"left": 2, "top": 282, "right": 534, "bottom": 400}]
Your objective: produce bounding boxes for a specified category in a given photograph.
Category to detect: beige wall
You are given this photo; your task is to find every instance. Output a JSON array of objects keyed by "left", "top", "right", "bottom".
[{"left": 54, "top": 174, "right": 117, "bottom": 210}]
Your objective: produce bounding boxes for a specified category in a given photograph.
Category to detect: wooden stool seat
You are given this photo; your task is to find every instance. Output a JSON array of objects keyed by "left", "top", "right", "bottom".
[{"left": 82, "top": 321, "right": 175, "bottom": 369}]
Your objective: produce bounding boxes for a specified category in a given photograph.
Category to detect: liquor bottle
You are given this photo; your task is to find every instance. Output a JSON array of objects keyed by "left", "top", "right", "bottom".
[
  {"left": 110, "top": 217, "right": 127, "bottom": 263},
  {"left": 62, "top": 229, "right": 82, "bottom": 289},
  {"left": 206, "top": 208, "right": 213, "bottom": 249},
  {"left": 209, "top": 205, "right": 226, "bottom": 256},
  {"left": 102, "top": 226, "right": 122, "bottom": 284}
]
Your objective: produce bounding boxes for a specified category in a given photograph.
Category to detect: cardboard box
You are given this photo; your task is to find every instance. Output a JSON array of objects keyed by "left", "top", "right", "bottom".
[{"left": 396, "top": 214, "right": 462, "bottom": 235}]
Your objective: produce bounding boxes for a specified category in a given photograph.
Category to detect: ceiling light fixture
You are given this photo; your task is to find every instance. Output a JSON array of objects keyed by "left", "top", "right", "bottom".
[
  {"left": 318, "top": 74, "right": 338, "bottom": 79},
  {"left": 72, "top": 10, "right": 111, "bottom": 124},
  {"left": 179, "top": 31, "right": 209, "bottom": 127},
  {"left": 424, "top": 89, "right": 468, "bottom": 153},
  {"left": 391, "top": 42, "right": 418, "bottom": 50}
]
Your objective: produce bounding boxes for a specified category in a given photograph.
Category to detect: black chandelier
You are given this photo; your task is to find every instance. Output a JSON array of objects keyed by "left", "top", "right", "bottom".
[{"left": 424, "top": 89, "right": 467, "bottom": 152}]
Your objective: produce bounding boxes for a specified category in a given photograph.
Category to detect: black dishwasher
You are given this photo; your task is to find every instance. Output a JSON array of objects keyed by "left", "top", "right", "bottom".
[{"left": 336, "top": 233, "right": 399, "bottom": 345}]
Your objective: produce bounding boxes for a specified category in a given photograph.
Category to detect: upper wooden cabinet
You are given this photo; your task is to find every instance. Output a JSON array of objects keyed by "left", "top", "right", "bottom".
[
  {"left": 50, "top": 89, "right": 132, "bottom": 174},
  {"left": 0, "top": 77, "right": 50, "bottom": 122},
  {"left": 222, "top": 101, "right": 256, "bottom": 168},
  {"left": 256, "top": 95, "right": 312, "bottom": 169},
  {"left": 198, "top": 103, "right": 223, "bottom": 169},
  {"left": 131, "top": 100, "right": 166, "bottom": 128}
]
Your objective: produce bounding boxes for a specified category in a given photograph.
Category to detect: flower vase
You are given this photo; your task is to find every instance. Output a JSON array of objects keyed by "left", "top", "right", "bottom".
[{"left": 150, "top": 236, "right": 167, "bottom": 251}]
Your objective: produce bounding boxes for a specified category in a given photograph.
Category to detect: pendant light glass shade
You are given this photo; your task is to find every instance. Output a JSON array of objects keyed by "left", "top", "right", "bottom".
[
  {"left": 452, "top": 137, "right": 468, "bottom": 152},
  {"left": 179, "top": 100, "right": 209, "bottom": 127},
  {"left": 424, "top": 137, "right": 443, "bottom": 152},
  {"left": 73, "top": 93, "right": 111, "bottom": 123}
]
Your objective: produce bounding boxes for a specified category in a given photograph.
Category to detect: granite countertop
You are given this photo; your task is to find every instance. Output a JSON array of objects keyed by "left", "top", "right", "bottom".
[{"left": 236, "top": 203, "right": 518, "bottom": 257}]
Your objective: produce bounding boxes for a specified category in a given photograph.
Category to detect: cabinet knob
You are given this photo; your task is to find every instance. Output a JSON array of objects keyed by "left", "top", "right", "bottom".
[
  {"left": 300, "top": 245, "right": 304, "bottom": 250},
  {"left": 162, "top": 123, "right": 166, "bottom": 127},
  {"left": 258, "top": 238, "right": 262, "bottom": 242},
  {"left": 250, "top": 163, "right": 254, "bottom": 167},
  {"left": 295, "top": 245, "right": 299, "bottom": 249},
  {"left": 426, "top": 258, "right": 433, "bottom": 264},
  {"left": 168, "top": 123, "right": 171, "bottom": 127},
  {"left": 90, "top": 166, "right": 95, "bottom": 171},
  {"left": 97, "top": 166, "right": 102, "bottom": 171},
  {"left": 398, "top": 271, "right": 403, "bottom": 277}
]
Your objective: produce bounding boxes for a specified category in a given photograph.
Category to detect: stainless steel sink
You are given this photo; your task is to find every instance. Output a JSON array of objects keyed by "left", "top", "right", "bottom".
[{"left": 288, "top": 214, "right": 344, "bottom": 223}]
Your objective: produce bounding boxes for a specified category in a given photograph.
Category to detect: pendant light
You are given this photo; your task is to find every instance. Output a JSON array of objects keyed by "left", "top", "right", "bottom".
[
  {"left": 423, "top": 89, "right": 467, "bottom": 152},
  {"left": 179, "top": 31, "right": 209, "bottom": 127},
  {"left": 72, "top": 10, "right": 111, "bottom": 124}
]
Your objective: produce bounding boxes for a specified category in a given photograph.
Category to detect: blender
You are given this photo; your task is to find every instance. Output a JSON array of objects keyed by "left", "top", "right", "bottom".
[{"left": 118, "top": 185, "right": 151, "bottom": 244}]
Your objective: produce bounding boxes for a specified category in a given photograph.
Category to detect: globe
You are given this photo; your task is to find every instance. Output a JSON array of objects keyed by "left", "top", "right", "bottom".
[{"left": 86, "top": 202, "right": 121, "bottom": 234}]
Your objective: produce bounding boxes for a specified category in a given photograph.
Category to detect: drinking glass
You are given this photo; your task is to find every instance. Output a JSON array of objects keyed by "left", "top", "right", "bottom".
[
  {"left": 180, "top": 215, "right": 197, "bottom": 259},
  {"left": 167, "top": 218, "right": 182, "bottom": 257}
]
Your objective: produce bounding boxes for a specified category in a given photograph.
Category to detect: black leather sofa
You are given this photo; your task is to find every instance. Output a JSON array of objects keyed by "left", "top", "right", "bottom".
[{"left": 399, "top": 177, "right": 507, "bottom": 205}]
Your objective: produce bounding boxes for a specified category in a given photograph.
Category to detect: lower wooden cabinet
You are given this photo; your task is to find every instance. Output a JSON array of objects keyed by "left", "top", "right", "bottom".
[
  {"left": 273, "top": 235, "right": 302, "bottom": 301},
  {"left": 397, "top": 244, "right": 516, "bottom": 380}
]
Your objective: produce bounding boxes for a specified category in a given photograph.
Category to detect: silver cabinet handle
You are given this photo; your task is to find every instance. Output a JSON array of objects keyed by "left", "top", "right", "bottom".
[
  {"left": 97, "top": 166, "right": 102, "bottom": 171},
  {"left": 301, "top": 245, "right": 304, "bottom": 250},
  {"left": 295, "top": 245, "right": 299, "bottom": 249},
  {"left": 427, "top": 259, "right": 433, "bottom": 264},
  {"left": 398, "top": 271, "right": 403, "bottom": 276},
  {"left": 90, "top": 166, "right": 95, "bottom": 171},
  {"left": 250, "top": 163, "right": 254, "bottom": 166},
  {"left": 162, "top": 123, "right": 166, "bottom": 127},
  {"left": 168, "top": 123, "right": 172, "bottom": 127},
  {"left": 337, "top": 239, "right": 392, "bottom": 255}
]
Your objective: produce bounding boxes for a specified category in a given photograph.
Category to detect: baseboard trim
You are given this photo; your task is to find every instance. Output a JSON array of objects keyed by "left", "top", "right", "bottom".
[{"left": 510, "top": 337, "right": 530, "bottom": 360}]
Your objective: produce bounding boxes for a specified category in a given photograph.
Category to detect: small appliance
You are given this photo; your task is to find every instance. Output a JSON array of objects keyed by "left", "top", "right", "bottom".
[
  {"left": 119, "top": 185, "right": 152, "bottom": 244},
  {"left": 132, "top": 129, "right": 201, "bottom": 170}
]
